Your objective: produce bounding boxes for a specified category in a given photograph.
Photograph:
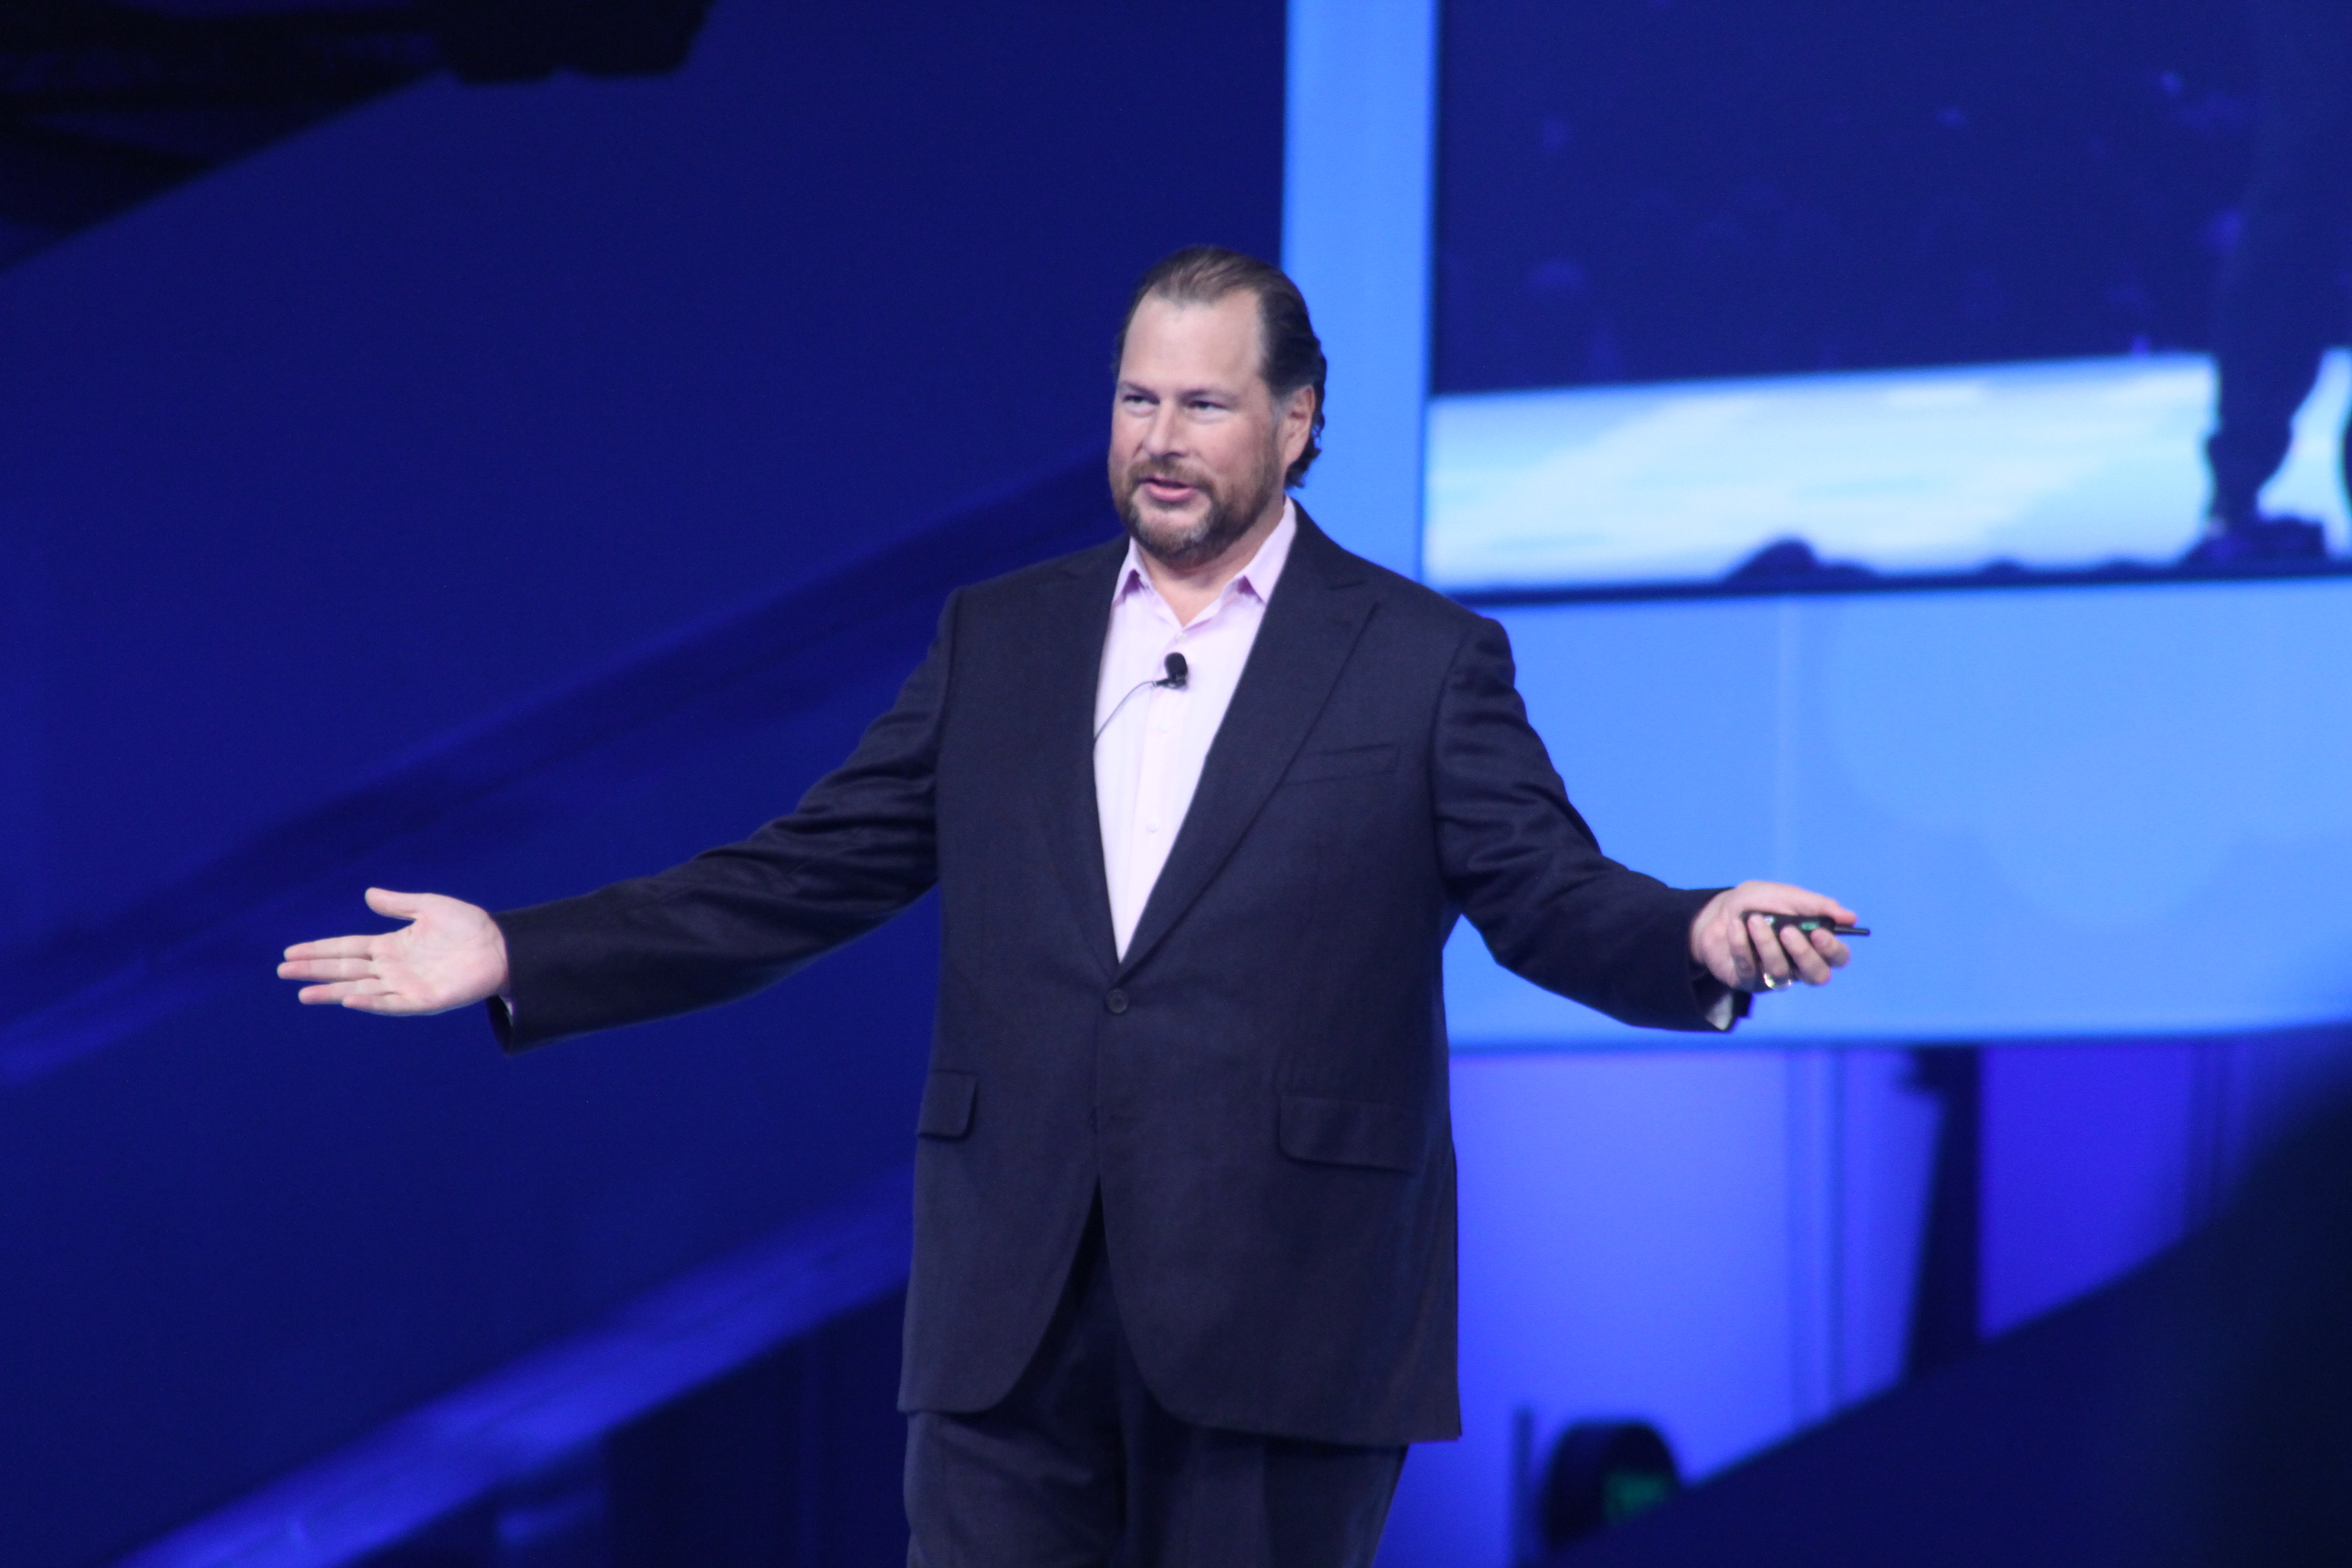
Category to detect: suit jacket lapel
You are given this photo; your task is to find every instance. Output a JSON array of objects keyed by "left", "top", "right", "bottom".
[
  {"left": 1114, "top": 514, "right": 1375, "bottom": 979},
  {"left": 1031, "top": 540, "right": 1127, "bottom": 977}
]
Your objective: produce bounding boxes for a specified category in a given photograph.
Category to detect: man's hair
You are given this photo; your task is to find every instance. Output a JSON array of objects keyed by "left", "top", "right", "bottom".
[{"left": 1113, "top": 246, "right": 1328, "bottom": 486}]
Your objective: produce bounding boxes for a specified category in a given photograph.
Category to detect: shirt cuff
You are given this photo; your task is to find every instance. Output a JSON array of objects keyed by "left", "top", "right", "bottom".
[{"left": 1696, "top": 982, "right": 1752, "bottom": 1032}]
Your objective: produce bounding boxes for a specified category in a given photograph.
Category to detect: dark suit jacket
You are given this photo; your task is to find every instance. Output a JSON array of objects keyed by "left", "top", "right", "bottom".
[{"left": 492, "top": 513, "right": 1740, "bottom": 1446}]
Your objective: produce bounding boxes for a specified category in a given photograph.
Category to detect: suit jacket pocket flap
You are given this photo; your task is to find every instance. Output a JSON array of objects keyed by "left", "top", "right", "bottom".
[
  {"left": 1279, "top": 1093, "right": 1422, "bottom": 1172},
  {"left": 918, "top": 1070, "right": 977, "bottom": 1139},
  {"left": 1283, "top": 743, "right": 1398, "bottom": 784}
]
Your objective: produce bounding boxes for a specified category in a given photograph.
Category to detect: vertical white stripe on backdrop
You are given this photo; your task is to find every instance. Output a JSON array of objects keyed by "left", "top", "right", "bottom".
[{"left": 1281, "top": 0, "right": 1437, "bottom": 580}]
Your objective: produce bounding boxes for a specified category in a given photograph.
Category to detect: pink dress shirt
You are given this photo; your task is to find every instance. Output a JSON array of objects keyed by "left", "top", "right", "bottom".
[{"left": 1093, "top": 501, "right": 1298, "bottom": 959}]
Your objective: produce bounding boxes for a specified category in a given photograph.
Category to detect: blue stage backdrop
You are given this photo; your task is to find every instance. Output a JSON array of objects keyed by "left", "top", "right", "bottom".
[
  {"left": 0, "top": 5, "right": 1280, "bottom": 1566},
  {"left": 1364, "top": 1, "right": 2352, "bottom": 1559},
  {"left": 1433, "top": 0, "right": 2258, "bottom": 391},
  {"left": 10, "top": 2, "right": 2352, "bottom": 1565}
]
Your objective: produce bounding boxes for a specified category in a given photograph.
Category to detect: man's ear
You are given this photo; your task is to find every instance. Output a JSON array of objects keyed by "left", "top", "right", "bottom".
[{"left": 1280, "top": 387, "right": 1317, "bottom": 465}]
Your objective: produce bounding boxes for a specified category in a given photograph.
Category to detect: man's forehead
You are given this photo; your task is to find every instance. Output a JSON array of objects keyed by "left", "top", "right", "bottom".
[{"left": 1122, "top": 293, "right": 1263, "bottom": 376}]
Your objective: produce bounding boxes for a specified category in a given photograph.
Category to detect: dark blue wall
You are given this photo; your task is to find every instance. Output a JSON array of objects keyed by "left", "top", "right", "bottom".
[
  {"left": 0, "top": 5, "right": 1282, "bottom": 1564},
  {"left": 1434, "top": 0, "right": 2259, "bottom": 391}
]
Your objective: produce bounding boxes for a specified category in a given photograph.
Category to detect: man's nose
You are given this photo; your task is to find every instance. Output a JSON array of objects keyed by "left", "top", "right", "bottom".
[{"left": 1140, "top": 402, "right": 1185, "bottom": 457}]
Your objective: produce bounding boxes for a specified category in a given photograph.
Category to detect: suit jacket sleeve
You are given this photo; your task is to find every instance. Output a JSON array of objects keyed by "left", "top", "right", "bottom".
[
  {"left": 1434, "top": 615, "right": 1744, "bottom": 1033},
  {"left": 487, "top": 592, "right": 957, "bottom": 1051}
]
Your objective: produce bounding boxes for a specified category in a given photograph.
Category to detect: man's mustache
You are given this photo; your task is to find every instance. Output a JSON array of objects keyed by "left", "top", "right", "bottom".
[{"left": 1122, "top": 462, "right": 1216, "bottom": 495}]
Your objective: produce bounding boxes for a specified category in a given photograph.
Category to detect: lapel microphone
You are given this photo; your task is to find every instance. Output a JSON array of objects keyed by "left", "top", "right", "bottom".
[{"left": 1094, "top": 653, "right": 1191, "bottom": 742}]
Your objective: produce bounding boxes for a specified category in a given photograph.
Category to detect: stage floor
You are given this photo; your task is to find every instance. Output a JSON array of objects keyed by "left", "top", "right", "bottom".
[{"left": 1426, "top": 351, "right": 2352, "bottom": 595}]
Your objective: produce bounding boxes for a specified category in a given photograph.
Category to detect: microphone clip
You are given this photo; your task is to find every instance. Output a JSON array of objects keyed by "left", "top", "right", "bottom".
[{"left": 1094, "top": 651, "right": 1191, "bottom": 742}]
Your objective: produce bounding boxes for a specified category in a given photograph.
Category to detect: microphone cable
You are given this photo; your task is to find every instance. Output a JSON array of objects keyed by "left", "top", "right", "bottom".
[{"left": 1093, "top": 652, "right": 1190, "bottom": 742}]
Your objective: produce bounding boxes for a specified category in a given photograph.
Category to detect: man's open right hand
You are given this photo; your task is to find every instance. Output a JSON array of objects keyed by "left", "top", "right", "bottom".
[{"left": 279, "top": 887, "right": 509, "bottom": 1015}]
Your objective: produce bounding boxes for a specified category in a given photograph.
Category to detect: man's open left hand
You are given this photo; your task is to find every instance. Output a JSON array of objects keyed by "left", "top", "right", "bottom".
[{"left": 1690, "top": 881, "right": 1857, "bottom": 994}]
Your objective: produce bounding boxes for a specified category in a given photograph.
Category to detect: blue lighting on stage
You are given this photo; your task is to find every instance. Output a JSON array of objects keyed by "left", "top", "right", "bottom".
[
  {"left": 1281, "top": 0, "right": 1436, "bottom": 578},
  {"left": 1395, "top": 358, "right": 2352, "bottom": 1565},
  {"left": 1440, "top": 575, "right": 2352, "bottom": 1046},
  {"left": 1415, "top": 348, "right": 2352, "bottom": 1045},
  {"left": 8, "top": 0, "right": 2350, "bottom": 1561}
]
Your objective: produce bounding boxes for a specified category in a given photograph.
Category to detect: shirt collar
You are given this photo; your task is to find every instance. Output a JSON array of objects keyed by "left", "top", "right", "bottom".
[{"left": 1113, "top": 496, "right": 1298, "bottom": 612}]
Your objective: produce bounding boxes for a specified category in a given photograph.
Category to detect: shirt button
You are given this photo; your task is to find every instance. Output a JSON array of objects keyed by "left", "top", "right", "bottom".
[{"left": 1105, "top": 989, "right": 1130, "bottom": 1014}]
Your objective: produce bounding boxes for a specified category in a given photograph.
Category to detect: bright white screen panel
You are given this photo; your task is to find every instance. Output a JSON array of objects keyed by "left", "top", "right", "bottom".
[{"left": 1426, "top": 352, "right": 2352, "bottom": 593}]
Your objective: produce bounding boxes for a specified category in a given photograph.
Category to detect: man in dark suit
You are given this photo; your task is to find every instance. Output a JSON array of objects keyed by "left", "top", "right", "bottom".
[{"left": 281, "top": 247, "right": 1856, "bottom": 1567}]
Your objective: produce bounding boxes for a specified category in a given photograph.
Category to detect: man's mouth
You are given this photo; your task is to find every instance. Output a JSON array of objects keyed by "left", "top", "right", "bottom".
[{"left": 1135, "top": 473, "right": 1200, "bottom": 506}]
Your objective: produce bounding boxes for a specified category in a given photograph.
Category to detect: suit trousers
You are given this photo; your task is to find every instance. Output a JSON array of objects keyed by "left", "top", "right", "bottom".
[{"left": 904, "top": 1199, "right": 1407, "bottom": 1568}]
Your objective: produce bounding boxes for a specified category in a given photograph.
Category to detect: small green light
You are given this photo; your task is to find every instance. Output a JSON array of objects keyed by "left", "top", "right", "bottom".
[{"left": 1602, "top": 1470, "right": 1675, "bottom": 1522}]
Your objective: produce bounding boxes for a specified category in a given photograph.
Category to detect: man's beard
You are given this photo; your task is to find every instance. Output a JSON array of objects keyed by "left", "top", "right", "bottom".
[{"left": 1113, "top": 446, "right": 1285, "bottom": 571}]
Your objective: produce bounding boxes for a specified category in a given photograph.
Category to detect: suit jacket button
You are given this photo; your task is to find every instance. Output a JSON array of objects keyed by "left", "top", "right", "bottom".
[{"left": 1105, "top": 989, "right": 1130, "bottom": 1014}]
